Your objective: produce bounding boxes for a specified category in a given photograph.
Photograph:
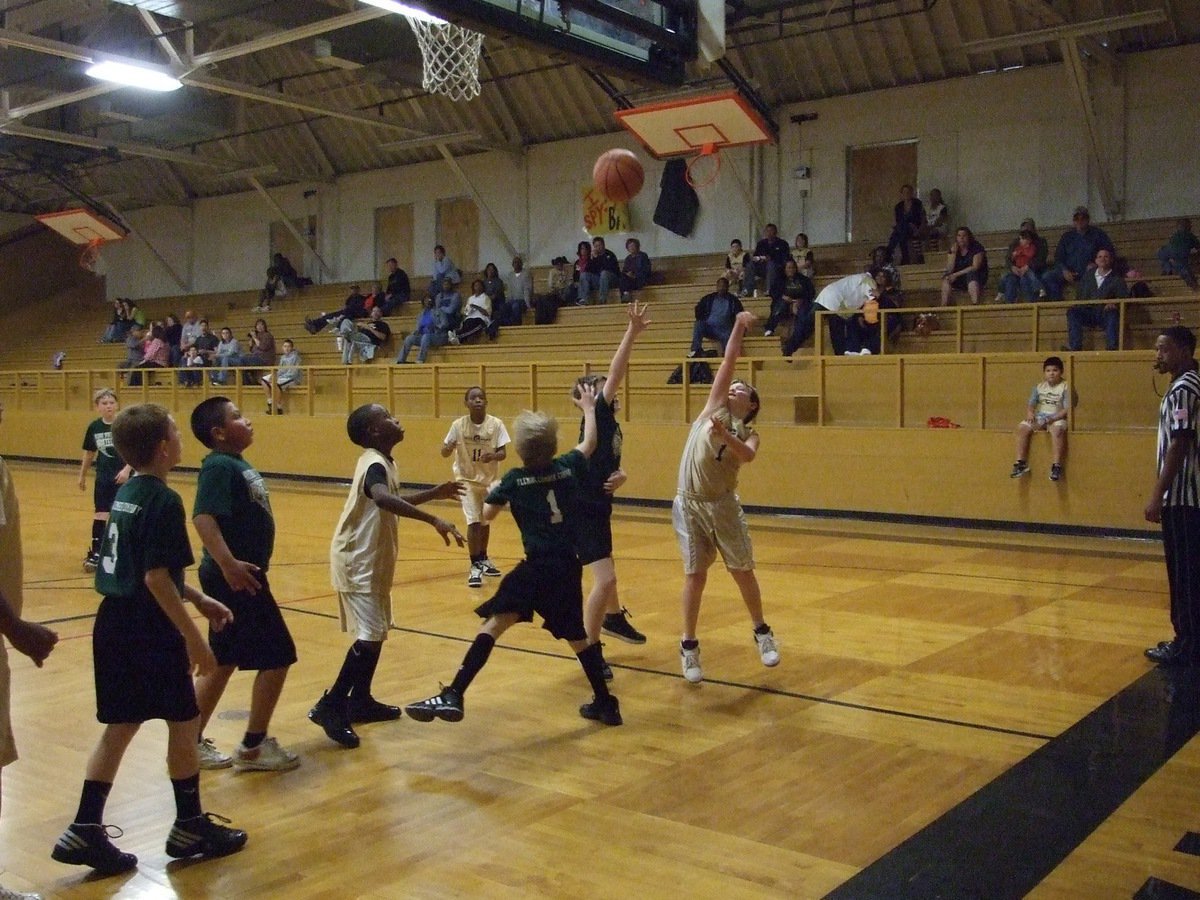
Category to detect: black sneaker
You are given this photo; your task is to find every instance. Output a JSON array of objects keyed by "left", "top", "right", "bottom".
[
  {"left": 165, "top": 812, "right": 248, "bottom": 860},
  {"left": 404, "top": 686, "right": 464, "bottom": 723},
  {"left": 303, "top": 318, "right": 319, "bottom": 335},
  {"left": 1010, "top": 461, "right": 1029, "bottom": 478},
  {"left": 1049, "top": 463, "right": 1063, "bottom": 482},
  {"left": 579, "top": 694, "right": 622, "bottom": 726},
  {"left": 347, "top": 695, "right": 403, "bottom": 723},
  {"left": 308, "top": 692, "right": 360, "bottom": 748},
  {"left": 601, "top": 608, "right": 646, "bottom": 645},
  {"left": 83, "top": 551, "right": 99, "bottom": 574},
  {"left": 51, "top": 823, "right": 138, "bottom": 875}
]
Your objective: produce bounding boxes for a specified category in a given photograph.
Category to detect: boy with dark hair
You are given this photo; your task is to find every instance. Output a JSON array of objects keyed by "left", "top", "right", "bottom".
[
  {"left": 188, "top": 397, "right": 299, "bottom": 772},
  {"left": 442, "top": 387, "right": 510, "bottom": 587},
  {"left": 309, "top": 405, "right": 464, "bottom": 749},
  {"left": 405, "top": 383, "right": 623, "bottom": 727},
  {"left": 78, "top": 388, "right": 133, "bottom": 573},
  {"left": 53, "top": 404, "right": 246, "bottom": 876},
  {"left": 1011, "top": 357, "right": 1070, "bottom": 482}
]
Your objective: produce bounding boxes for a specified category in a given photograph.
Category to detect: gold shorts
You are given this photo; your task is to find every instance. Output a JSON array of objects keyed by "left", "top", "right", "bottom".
[
  {"left": 460, "top": 482, "right": 495, "bottom": 526},
  {"left": 337, "top": 591, "right": 393, "bottom": 642},
  {"left": 672, "top": 492, "right": 755, "bottom": 575}
]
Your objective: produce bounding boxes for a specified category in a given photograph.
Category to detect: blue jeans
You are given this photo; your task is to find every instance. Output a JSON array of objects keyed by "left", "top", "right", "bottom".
[
  {"left": 1067, "top": 304, "right": 1119, "bottom": 350},
  {"left": 690, "top": 320, "right": 731, "bottom": 354},
  {"left": 578, "top": 270, "right": 617, "bottom": 304},
  {"left": 1000, "top": 269, "right": 1044, "bottom": 302},
  {"left": 1159, "top": 247, "right": 1198, "bottom": 287},
  {"left": 396, "top": 330, "right": 449, "bottom": 363},
  {"left": 1040, "top": 264, "right": 1076, "bottom": 300}
]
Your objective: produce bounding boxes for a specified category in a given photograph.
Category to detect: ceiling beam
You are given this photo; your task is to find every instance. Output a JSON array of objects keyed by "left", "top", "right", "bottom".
[
  {"left": 963, "top": 10, "right": 1165, "bottom": 58},
  {"left": 4, "top": 83, "right": 122, "bottom": 120},
  {"left": 136, "top": 8, "right": 185, "bottom": 69},
  {"left": 187, "top": 8, "right": 391, "bottom": 69},
  {"left": 0, "top": 122, "right": 244, "bottom": 170},
  {"left": 1060, "top": 39, "right": 1119, "bottom": 218}
]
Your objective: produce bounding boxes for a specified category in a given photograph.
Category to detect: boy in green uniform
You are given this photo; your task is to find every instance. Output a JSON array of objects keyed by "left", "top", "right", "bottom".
[
  {"left": 189, "top": 397, "right": 299, "bottom": 771},
  {"left": 405, "top": 383, "right": 622, "bottom": 727},
  {"left": 53, "top": 404, "right": 247, "bottom": 876},
  {"left": 78, "top": 389, "right": 132, "bottom": 572}
]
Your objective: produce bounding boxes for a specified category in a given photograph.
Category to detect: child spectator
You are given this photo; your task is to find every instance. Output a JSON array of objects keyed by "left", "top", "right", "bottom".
[
  {"left": 675, "top": 311, "right": 778, "bottom": 684},
  {"left": 405, "top": 383, "right": 623, "bottom": 727},
  {"left": 1158, "top": 218, "right": 1199, "bottom": 290},
  {"left": 181, "top": 345, "right": 206, "bottom": 387},
  {"left": 128, "top": 324, "right": 170, "bottom": 387},
  {"left": 725, "top": 239, "right": 753, "bottom": 297},
  {"left": 52, "top": 404, "right": 246, "bottom": 875},
  {"left": 763, "top": 259, "right": 814, "bottom": 338},
  {"left": 997, "top": 229, "right": 1048, "bottom": 303},
  {"left": 452, "top": 279, "right": 494, "bottom": 345},
  {"left": 189, "top": 397, "right": 300, "bottom": 772},
  {"left": 1011, "top": 356, "right": 1070, "bottom": 482},
  {"left": 792, "top": 232, "right": 815, "bottom": 279},
  {"left": 262, "top": 339, "right": 301, "bottom": 415},
  {"left": 0, "top": 400, "right": 59, "bottom": 900},
  {"left": 308, "top": 405, "right": 464, "bottom": 748},
  {"left": 924, "top": 188, "right": 949, "bottom": 239},
  {"left": 78, "top": 388, "right": 132, "bottom": 573},
  {"left": 441, "top": 386, "right": 510, "bottom": 587}
]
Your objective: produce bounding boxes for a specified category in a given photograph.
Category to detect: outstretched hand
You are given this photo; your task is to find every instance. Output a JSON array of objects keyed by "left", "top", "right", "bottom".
[
  {"left": 433, "top": 480, "right": 465, "bottom": 501},
  {"left": 572, "top": 381, "right": 597, "bottom": 411},
  {"left": 627, "top": 301, "right": 652, "bottom": 334}
]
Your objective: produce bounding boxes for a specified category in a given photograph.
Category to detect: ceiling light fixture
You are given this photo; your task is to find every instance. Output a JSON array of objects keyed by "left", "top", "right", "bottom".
[
  {"left": 358, "top": 0, "right": 448, "bottom": 25},
  {"left": 86, "top": 60, "right": 183, "bottom": 92}
]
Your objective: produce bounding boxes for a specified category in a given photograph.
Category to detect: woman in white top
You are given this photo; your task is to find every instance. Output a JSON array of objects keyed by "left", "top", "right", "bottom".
[{"left": 452, "top": 279, "right": 493, "bottom": 344}]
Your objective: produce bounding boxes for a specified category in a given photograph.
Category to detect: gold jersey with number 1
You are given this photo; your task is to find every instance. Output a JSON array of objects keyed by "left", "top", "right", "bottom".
[{"left": 676, "top": 407, "right": 754, "bottom": 501}]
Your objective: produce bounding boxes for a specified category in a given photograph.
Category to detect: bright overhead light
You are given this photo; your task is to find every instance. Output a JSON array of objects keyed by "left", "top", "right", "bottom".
[
  {"left": 86, "top": 60, "right": 182, "bottom": 92},
  {"left": 359, "top": 0, "right": 448, "bottom": 25}
]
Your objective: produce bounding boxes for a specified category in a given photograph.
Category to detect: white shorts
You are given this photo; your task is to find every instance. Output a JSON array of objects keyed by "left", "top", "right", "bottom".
[
  {"left": 337, "top": 591, "right": 392, "bottom": 642},
  {"left": 672, "top": 492, "right": 755, "bottom": 576},
  {"left": 1022, "top": 416, "right": 1066, "bottom": 432},
  {"left": 461, "top": 482, "right": 496, "bottom": 526},
  {"left": 261, "top": 373, "right": 297, "bottom": 388},
  {"left": 0, "top": 644, "right": 14, "bottom": 767}
]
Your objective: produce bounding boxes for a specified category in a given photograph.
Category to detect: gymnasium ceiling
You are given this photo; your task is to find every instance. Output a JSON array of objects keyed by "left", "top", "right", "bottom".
[{"left": 0, "top": 0, "right": 1194, "bottom": 217}]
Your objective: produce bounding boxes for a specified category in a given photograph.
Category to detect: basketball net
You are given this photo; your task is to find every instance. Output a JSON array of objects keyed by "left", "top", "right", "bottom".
[
  {"left": 79, "top": 238, "right": 104, "bottom": 273},
  {"left": 685, "top": 142, "right": 722, "bottom": 189},
  {"left": 405, "top": 16, "right": 483, "bottom": 102}
]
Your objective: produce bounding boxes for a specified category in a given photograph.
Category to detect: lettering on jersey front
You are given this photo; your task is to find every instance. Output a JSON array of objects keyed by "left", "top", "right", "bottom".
[
  {"left": 110, "top": 500, "right": 141, "bottom": 515},
  {"left": 514, "top": 469, "right": 575, "bottom": 488},
  {"left": 93, "top": 430, "right": 116, "bottom": 458},
  {"left": 242, "top": 468, "right": 271, "bottom": 513}
]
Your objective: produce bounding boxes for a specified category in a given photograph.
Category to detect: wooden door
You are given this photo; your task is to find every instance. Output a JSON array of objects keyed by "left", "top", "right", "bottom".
[
  {"left": 374, "top": 203, "right": 414, "bottom": 282},
  {"left": 847, "top": 141, "right": 918, "bottom": 243},
  {"left": 436, "top": 196, "right": 479, "bottom": 279}
]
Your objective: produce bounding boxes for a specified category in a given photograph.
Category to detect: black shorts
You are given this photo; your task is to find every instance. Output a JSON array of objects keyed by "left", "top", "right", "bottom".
[
  {"left": 473, "top": 555, "right": 586, "bottom": 642},
  {"left": 574, "top": 495, "right": 614, "bottom": 565},
  {"left": 200, "top": 565, "right": 297, "bottom": 670},
  {"left": 93, "top": 476, "right": 119, "bottom": 515},
  {"left": 94, "top": 595, "right": 199, "bottom": 724}
]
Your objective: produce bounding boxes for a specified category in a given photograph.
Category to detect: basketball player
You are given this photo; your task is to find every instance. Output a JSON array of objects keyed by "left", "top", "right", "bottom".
[
  {"left": 674, "top": 310, "right": 779, "bottom": 684},
  {"left": 78, "top": 389, "right": 132, "bottom": 572}
]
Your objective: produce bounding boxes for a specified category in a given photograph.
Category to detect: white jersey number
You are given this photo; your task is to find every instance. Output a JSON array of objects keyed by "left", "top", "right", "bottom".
[{"left": 100, "top": 521, "right": 119, "bottom": 574}]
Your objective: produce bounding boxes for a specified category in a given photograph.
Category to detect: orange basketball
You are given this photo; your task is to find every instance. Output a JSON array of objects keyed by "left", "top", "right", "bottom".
[{"left": 593, "top": 148, "right": 644, "bottom": 202}]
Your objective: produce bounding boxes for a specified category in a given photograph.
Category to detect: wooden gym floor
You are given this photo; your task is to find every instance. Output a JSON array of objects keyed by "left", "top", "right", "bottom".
[{"left": 1, "top": 462, "right": 1198, "bottom": 899}]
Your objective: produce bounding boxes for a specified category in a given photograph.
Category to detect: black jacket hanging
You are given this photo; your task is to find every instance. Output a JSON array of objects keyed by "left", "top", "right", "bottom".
[{"left": 653, "top": 158, "right": 700, "bottom": 237}]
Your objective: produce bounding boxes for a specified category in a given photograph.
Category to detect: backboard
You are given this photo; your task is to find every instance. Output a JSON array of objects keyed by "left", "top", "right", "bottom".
[
  {"left": 34, "top": 208, "right": 128, "bottom": 245},
  {"left": 615, "top": 92, "right": 774, "bottom": 159}
]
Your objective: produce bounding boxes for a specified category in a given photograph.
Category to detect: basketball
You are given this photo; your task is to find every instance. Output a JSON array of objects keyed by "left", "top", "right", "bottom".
[{"left": 593, "top": 148, "right": 644, "bottom": 202}]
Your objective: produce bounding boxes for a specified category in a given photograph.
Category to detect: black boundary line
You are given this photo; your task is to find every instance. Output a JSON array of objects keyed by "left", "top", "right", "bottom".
[{"left": 8, "top": 455, "right": 1159, "bottom": 541}]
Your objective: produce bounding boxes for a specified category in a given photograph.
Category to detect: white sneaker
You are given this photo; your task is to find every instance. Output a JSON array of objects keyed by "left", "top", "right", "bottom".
[
  {"left": 859, "top": 348, "right": 872, "bottom": 355},
  {"left": 448, "top": 330, "right": 459, "bottom": 345},
  {"left": 754, "top": 629, "right": 780, "bottom": 667},
  {"left": 763, "top": 329, "right": 774, "bottom": 337},
  {"left": 197, "top": 737, "right": 232, "bottom": 770},
  {"left": 335, "top": 336, "right": 345, "bottom": 352},
  {"left": 681, "top": 643, "right": 703, "bottom": 683},
  {"left": 0, "top": 885, "right": 42, "bottom": 899},
  {"left": 232, "top": 736, "right": 300, "bottom": 772}
]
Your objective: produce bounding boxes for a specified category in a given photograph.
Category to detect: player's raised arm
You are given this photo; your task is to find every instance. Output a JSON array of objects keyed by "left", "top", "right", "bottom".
[
  {"left": 704, "top": 311, "right": 757, "bottom": 416},
  {"left": 573, "top": 382, "right": 599, "bottom": 457},
  {"left": 602, "top": 301, "right": 652, "bottom": 402}
]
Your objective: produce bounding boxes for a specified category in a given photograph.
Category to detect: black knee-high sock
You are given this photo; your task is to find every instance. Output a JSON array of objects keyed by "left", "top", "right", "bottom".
[
  {"left": 348, "top": 641, "right": 383, "bottom": 700},
  {"left": 576, "top": 642, "right": 611, "bottom": 699},
  {"left": 171, "top": 773, "right": 202, "bottom": 821},
  {"left": 75, "top": 779, "right": 112, "bottom": 824},
  {"left": 449, "top": 634, "right": 495, "bottom": 695},
  {"left": 90, "top": 519, "right": 104, "bottom": 554},
  {"left": 329, "top": 641, "right": 374, "bottom": 702}
]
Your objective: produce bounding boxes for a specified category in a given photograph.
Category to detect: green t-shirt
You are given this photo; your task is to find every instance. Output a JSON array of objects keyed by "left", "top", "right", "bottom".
[
  {"left": 82, "top": 418, "right": 125, "bottom": 485},
  {"left": 193, "top": 451, "right": 275, "bottom": 571},
  {"left": 577, "top": 394, "right": 621, "bottom": 496},
  {"left": 486, "top": 449, "right": 587, "bottom": 559},
  {"left": 95, "top": 474, "right": 193, "bottom": 601}
]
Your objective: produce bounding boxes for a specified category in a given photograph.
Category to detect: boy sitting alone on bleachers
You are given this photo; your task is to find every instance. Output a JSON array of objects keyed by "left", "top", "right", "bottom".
[{"left": 1011, "top": 356, "right": 1070, "bottom": 482}]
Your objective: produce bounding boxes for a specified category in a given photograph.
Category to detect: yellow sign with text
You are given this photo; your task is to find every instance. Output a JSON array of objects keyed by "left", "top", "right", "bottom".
[{"left": 582, "top": 184, "right": 630, "bottom": 236}]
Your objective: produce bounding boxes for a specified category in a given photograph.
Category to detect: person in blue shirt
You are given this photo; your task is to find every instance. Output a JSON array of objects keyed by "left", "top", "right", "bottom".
[{"left": 1042, "top": 207, "right": 1115, "bottom": 300}]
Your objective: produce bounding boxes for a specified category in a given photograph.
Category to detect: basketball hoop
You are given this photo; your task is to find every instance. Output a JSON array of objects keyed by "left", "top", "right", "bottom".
[
  {"left": 685, "top": 143, "right": 722, "bottom": 189},
  {"left": 405, "top": 16, "right": 483, "bottom": 102},
  {"left": 79, "top": 238, "right": 104, "bottom": 273}
]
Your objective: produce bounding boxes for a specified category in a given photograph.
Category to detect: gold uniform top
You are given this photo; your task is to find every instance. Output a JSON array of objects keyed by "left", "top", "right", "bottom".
[
  {"left": 676, "top": 407, "right": 754, "bottom": 501},
  {"left": 330, "top": 448, "right": 400, "bottom": 596},
  {"left": 444, "top": 414, "right": 510, "bottom": 486},
  {"left": 0, "top": 457, "right": 21, "bottom": 617}
]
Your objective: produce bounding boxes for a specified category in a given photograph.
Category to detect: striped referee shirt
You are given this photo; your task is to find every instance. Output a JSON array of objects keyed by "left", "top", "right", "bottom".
[{"left": 1158, "top": 368, "right": 1200, "bottom": 507}]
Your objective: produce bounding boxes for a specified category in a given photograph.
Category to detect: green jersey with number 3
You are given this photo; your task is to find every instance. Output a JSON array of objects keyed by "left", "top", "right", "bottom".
[{"left": 95, "top": 474, "right": 193, "bottom": 602}]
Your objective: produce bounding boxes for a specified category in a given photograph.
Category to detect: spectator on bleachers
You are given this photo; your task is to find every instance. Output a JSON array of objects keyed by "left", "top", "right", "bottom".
[
  {"left": 1067, "top": 247, "right": 1128, "bottom": 351},
  {"left": 787, "top": 272, "right": 879, "bottom": 357},
  {"left": 212, "top": 327, "right": 241, "bottom": 386},
  {"left": 396, "top": 297, "right": 436, "bottom": 364},
  {"left": 238, "top": 318, "right": 276, "bottom": 384},
  {"left": 584, "top": 236, "right": 620, "bottom": 304},
  {"left": 997, "top": 228, "right": 1048, "bottom": 303},
  {"left": 397, "top": 278, "right": 460, "bottom": 363},
  {"left": 940, "top": 227, "right": 989, "bottom": 306},
  {"left": 129, "top": 324, "right": 169, "bottom": 386},
  {"left": 126, "top": 300, "right": 147, "bottom": 332},
  {"left": 481, "top": 262, "right": 506, "bottom": 316},
  {"left": 258, "top": 267, "right": 285, "bottom": 312},
  {"left": 1043, "top": 207, "right": 1115, "bottom": 300},
  {"left": 100, "top": 299, "right": 130, "bottom": 343},
  {"left": 180, "top": 344, "right": 206, "bottom": 387},
  {"left": 338, "top": 306, "right": 391, "bottom": 363},
  {"left": 924, "top": 189, "right": 949, "bottom": 239},
  {"left": 502, "top": 255, "right": 534, "bottom": 325},
  {"left": 426, "top": 245, "right": 461, "bottom": 299},
  {"left": 263, "top": 339, "right": 302, "bottom": 414},
  {"left": 116, "top": 324, "right": 146, "bottom": 375},
  {"left": 572, "top": 241, "right": 593, "bottom": 305},
  {"left": 750, "top": 223, "right": 791, "bottom": 300},
  {"left": 304, "top": 285, "right": 369, "bottom": 334},
  {"left": 453, "top": 279, "right": 494, "bottom": 344},
  {"left": 179, "top": 310, "right": 202, "bottom": 357},
  {"left": 193, "top": 318, "right": 220, "bottom": 367},
  {"left": 870, "top": 245, "right": 902, "bottom": 290},
  {"left": 885, "top": 184, "right": 926, "bottom": 264},
  {"left": 380, "top": 257, "right": 411, "bottom": 314},
  {"left": 855, "top": 269, "right": 903, "bottom": 355},
  {"left": 162, "top": 313, "right": 183, "bottom": 366},
  {"left": 792, "top": 232, "right": 815, "bottom": 279},
  {"left": 535, "top": 256, "right": 574, "bottom": 324},
  {"left": 272, "top": 252, "right": 310, "bottom": 291},
  {"left": 688, "top": 277, "right": 745, "bottom": 357},
  {"left": 763, "top": 259, "right": 815, "bottom": 338},
  {"left": 1010, "top": 355, "right": 1069, "bottom": 482},
  {"left": 619, "top": 238, "right": 652, "bottom": 302},
  {"left": 725, "top": 239, "right": 753, "bottom": 297},
  {"left": 1158, "top": 218, "right": 1200, "bottom": 290}
]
